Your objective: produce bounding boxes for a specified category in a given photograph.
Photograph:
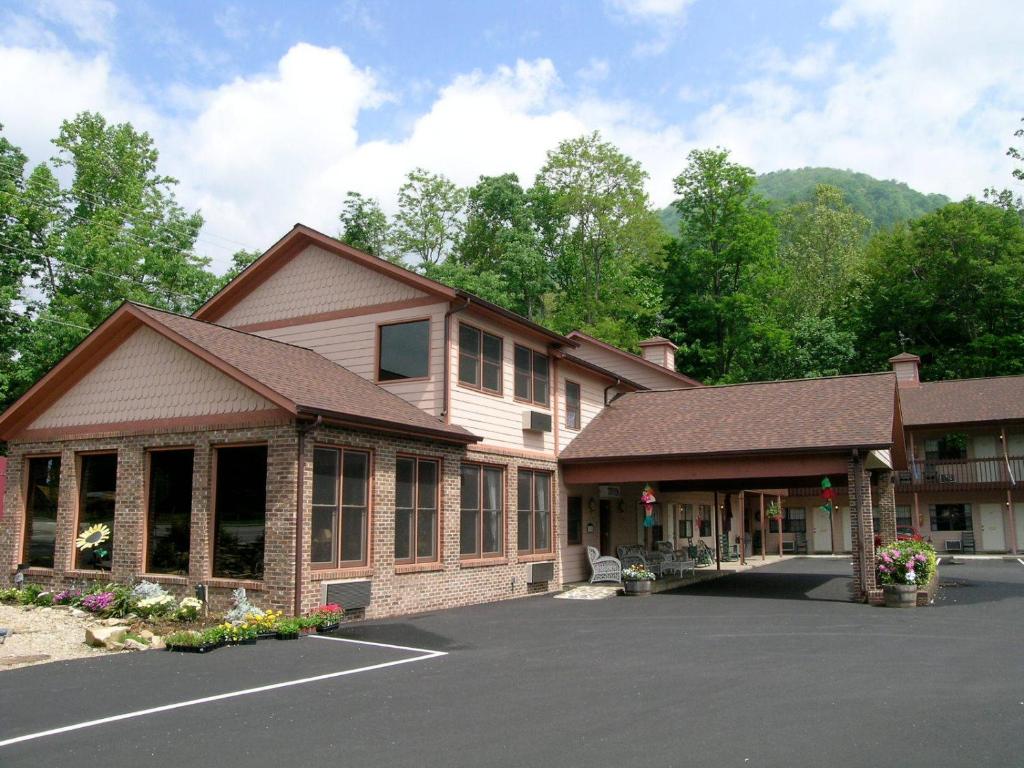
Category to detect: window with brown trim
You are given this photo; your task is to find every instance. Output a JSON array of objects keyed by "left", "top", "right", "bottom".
[
  {"left": 311, "top": 446, "right": 371, "bottom": 568},
  {"left": 565, "top": 380, "right": 581, "bottom": 430},
  {"left": 514, "top": 345, "right": 549, "bottom": 406},
  {"left": 146, "top": 449, "right": 193, "bottom": 575},
  {"left": 458, "top": 323, "right": 502, "bottom": 393},
  {"left": 213, "top": 445, "right": 267, "bottom": 580},
  {"left": 460, "top": 464, "right": 504, "bottom": 558},
  {"left": 567, "top": 496, "right": 583, "bottom": 546},
  {"left": 517, "top": 469, "right": 552, "bottom": 554},
  {"left": 378, "top": 319, "right": 430, "bottom": 381},
  {"left": 76, "top": 453, "right": 117, "bottom": 571},
  {"left": 24, "top": 456, "right": 60, "bottom": 568},
  {"left": 395, "top": 456, "right": 440, "bottom": 564}
]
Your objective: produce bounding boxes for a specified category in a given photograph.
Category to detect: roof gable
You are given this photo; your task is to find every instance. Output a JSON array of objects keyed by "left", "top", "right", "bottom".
[{"left": 565, "top": 331, "right": 701, "bottom": 388}]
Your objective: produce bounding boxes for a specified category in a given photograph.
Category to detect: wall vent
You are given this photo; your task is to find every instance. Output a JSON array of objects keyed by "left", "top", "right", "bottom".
[
  {"left": 522, "top": 410, "right": 552, "bottom": 432},
  {"left": 320, "top": 579, "right": 372, "bottom": 610}
]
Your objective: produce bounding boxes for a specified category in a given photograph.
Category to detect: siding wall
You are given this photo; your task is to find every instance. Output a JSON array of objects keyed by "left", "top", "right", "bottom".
[
  {"left": 557, "top": 362, "right": 613, "bottom": 453},
  {"left": 28, "top": 326, "right": 275, "bottom": 430},
  {"left": 217, "top": 244, "right": 427, "bottom": 327},
  {"left": 257, "top": 302, "right": 449, "bottom": 417},
  {"left": 570, "top": 337, "right": 688, "bottom": 390}
]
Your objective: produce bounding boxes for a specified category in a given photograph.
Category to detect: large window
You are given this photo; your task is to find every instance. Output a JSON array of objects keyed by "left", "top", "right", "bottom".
[
  {"left": 76, "top": 453, "right": 117, "bottom": 570},
  {"left": 378, "top": 319, "right": 430, "bottom": 381},
  {"left": 567, "top": 496, "right": 583, "bottom": 545},
  {"left": 930, "top": 503, "right": 972, "bottom": 532},
  {"left": 146, "top": 449, "right": 193, "bottom": 575},
  {"left": 896, "top": 505, "right": 913, "bottom": 529},
  {"left": 565, "top": 381, "right": 581, "bottom": 430},
  {"left": 517, "top": 470, "right": 552, "bottom": 554},
  {"left": 782, "top": 507, "right": 806, "bottom": 533},
  {"left": 697, "top": 504, "right": 712, "bottom": 537},
  {"left": 395, "top": 456, "right": 439, "bottom": 564},
  {"left": 23, "top": 456, "right": 60, "bottom": 568},
  {"left": 311, "top": 447, "right": 370, "bottom": 567},
  {"left": 514, "top": 345, "right": 549, "bottom": 406},
  {"left": 925, "top": 435, "right": 967, "bottom": 460},
  {"left": 460, "top": 464, "right": 503, "bottom": 558},
  {"left": 213, "top": 445, "right": 267, "bottom": 580},
  {"left": 458, "top": 324, "right": 502, "bottom": 394}
]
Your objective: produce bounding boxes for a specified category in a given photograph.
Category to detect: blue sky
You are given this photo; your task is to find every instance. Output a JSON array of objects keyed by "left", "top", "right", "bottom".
[{"left": 1, "top": 0, "right": 1021, "bottom": 270}]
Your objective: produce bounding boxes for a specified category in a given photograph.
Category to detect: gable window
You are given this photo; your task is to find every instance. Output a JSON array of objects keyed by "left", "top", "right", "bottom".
[
  {"left": 458, "top": 323, "right": 503, "bottom": 393},
  {"left": 930, "top": 503, "right": 972, "bottom": 532},
  {"left": 395, "top": 456, "right": 440, "bottom": 564},
  {"left": 23, "top": 456, "right": 61, "bottom": 569},
  {"left": 378, "top": 319, "right": 430, "bottom": 381},
  {"left": 517, "top": 469, "right": 552, "bottom": 554},
  {"left": 782, "top": 507, "right": 806, "bottom": 534},
  {"left": 213, "top": 445, "right": 267, "bottom": 580},
  {"left": 311, "top": 447, "right": 371, "bottom": 568},
  {"left": 567, "top": 496, "right": 583, "bottom": 545},
  {"left": 146, "top": 449, "right": 193, "bottom": 575},
  {"left": 565, "top": 380, "right": 581, "bottom": 430},
  {"left": 460, "top": 464, "right": 504, "bottom": 558},
  {"left": 514, "top": 345, "right": 549, "bottom": 406},
  {"left": 76, "top": 453, "right": 118, "bottom": 570}
]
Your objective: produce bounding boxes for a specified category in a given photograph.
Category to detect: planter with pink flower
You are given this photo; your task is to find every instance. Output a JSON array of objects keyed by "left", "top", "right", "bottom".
[{"left": 876, "top": 539, "right": 938, "bottom": 608}]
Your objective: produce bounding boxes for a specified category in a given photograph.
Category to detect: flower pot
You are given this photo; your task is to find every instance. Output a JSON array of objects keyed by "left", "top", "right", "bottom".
[
  {"left": 623, "top": 579, "right": 653, "bottom": 596},
  {"left": 316, "top": 622, "right": 340, "bottom": 634},
  {"left": 166, "top": 642, "right": 220, "bottom": 653},
  {"left": 275, "top": 631, "right": 300, "bottom": 640},
  {"left": 228, "top": 637, "right": 258, "bottom": 646},
  {"left": 882, "top": 583, "right": 918, "bottom": 608}
]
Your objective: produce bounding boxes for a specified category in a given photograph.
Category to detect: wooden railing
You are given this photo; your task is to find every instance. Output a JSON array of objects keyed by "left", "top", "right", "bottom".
[{"left": 786, "top": 456, "right": 1024, "bottom": 495}]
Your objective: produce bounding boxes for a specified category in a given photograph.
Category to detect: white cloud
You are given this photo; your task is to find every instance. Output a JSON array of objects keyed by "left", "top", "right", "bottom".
[
  {"left": 36, "top": 0, "right": 117, "bottom": 47},
  {"left": 604, "top": 0, "right": 696, "bottom": 55},
  {"left": 577, "top": 57, "right": 610, "bottom": 83}
]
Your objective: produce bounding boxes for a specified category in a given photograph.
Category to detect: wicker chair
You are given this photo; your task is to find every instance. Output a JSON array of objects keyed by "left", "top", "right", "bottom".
[
  {"left": 652, "top": 541, "right": 696, "bottom": 577},
  {"left": 586, "top": 546, "right": 622, "bottom": 584}
]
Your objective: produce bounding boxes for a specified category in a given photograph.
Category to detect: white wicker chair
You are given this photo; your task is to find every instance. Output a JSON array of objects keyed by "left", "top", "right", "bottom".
[{"left": 586, "top": 546, "right": 622, "bottom": 584}]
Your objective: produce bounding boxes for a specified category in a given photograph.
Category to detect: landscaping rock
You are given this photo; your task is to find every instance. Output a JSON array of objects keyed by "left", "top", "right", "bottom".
[
  {"left": 102, "top": 617, "right": 129, "bottom": 626},
  {"left": 139, "top": 629, "right": 155, "bottom": 640},
  {"left": 149, "top": 636, "right": 166, "bottom": 650},
  {"left": 70, "top": 608, "right": 89, "bottom": 618},
  {"left": 124, "top": 639, "right": 148, "bottom": 651},
  {"left": 85, "top": 626, "right": 127, "bottom": 648},
  {"left": 105, "top": 640, "right": 125, "bottom": 651}
]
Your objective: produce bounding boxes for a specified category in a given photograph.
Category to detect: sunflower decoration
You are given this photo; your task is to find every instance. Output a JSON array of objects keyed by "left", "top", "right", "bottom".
[{"left": 76, "top": 523, "right": 111, "bottom": 553}]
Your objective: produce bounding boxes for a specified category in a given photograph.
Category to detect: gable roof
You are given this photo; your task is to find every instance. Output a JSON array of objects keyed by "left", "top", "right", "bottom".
[
  {"left": 0, "top": 302, "right": 476, "bottom": 444},
  {"left": 899, "top": 375, "right": 1024, "bottom": 427},
  {"left": 565, "top": 330, "right": 702, "bottom": 387},
  {"left": 560, "top": 372, "right": 903, "bottom": 463},
  {"left": 559, "top": 352, "right": 646, "bottom": 391},
  {"left": 195, "top": 223, "right": 574, "bottom": 347}
]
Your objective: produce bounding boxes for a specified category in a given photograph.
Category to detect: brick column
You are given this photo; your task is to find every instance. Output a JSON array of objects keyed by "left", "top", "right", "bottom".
[
  {"left": 112, "top": 445, "right": 145, "bottom": 581},
  {"left": 876, "top": 470, "right": 897, "bottom": 548},
  {"left": 0, "top": 454, "right": 24, "bottom": 583},
  {"left": 189, "top": 440, "right": 212, "bottom": 587},
  {"left": 57, "top": 447, "right": 78, "bottom": 572},
  {"left": 847, "top": 455, "right": 877, "bottom": 601}
]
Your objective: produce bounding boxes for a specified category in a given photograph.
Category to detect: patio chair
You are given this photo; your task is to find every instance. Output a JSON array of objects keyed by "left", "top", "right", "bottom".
[
  {"left": 691, "top": 540, "right": 714, "bottom": 566},
  {"left": 586, "top": 546, "right": 622, "bottom": 584},
  {"left": 719, "top": 534, "right": 740, "bottom": 561},
  {"left": 616, "top": 544, "right": 647, "bottom": 570}
]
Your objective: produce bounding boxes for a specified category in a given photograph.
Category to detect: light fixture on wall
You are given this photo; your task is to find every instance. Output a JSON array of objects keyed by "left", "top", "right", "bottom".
[{"left": 588, "top": 498, "right": 596, "bottom": 513}]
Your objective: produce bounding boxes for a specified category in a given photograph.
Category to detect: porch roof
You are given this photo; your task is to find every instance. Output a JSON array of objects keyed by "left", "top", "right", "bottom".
[{"left": 899, "top": 375, "right": 1024, "bottom": 427}]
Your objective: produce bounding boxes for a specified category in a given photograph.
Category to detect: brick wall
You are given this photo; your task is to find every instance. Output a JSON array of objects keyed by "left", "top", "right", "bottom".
[{"left": 847, "top": 455, "right": 878, "bottom": 601}]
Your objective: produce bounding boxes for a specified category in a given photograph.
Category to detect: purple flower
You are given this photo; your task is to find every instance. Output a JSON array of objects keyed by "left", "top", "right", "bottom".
[{"left": 82, "top": 592, "right": 114, "bottom": 612}]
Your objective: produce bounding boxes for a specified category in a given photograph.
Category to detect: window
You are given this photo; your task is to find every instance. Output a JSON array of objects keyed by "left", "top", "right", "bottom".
[
  {"left": 514, "top": 345, "right": 549, "bottom": 406},
  {"left": 146, "top": 450, "right": 193, "bottom": 575},
  {"left": 896, "top": 505, "right": 913, "bottom": 529},
  {"left": 213, "top": 445, "right": 267, "bottom": 580},
  {"left": 565, "top": 381, "right": 581, "bottom": 430},
  {"left": 23, "top": 456, "right": 60, "bottom": 568},
  {"left": 460, "top": 464, "right": 503, "bottom": 558},
  {"left": 697, "top": 504, "right": 712, "bottom": 537},
  {"left": 783, "top": 507, "right": 806, "bottom": 534},
  {"left": 458, "top": 324, "right": 502, "bottom": 393},
  {"left": 311, "top": 447, "right": 371, "bottom": 567},
  {"left": 395, "top": 456, "right": 440, "bottom": 564},
  {"left": 930, "top": 503, "right": 972, "bottom": 532},
  {"left": 76, "top": 453, "right": 117, "bottom": 570},
  {"left": 925, "top": 435, "right": 967, "bottom": 460},
  {"left": 517, "top": 470, "right": 552, "bottom": 554},
  {"left": 378, "top": 319, "right": 430, "bottom": 381},
  {"left": 567, "top": 496, "right": 583, "bottom": 545}
]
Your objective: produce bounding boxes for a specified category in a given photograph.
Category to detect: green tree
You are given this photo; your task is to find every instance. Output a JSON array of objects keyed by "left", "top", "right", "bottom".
[
  {"left": 220, "top": 248, "right": 262, "bottom": 285},
  {"left": 665, "top": 148, "right": 778, "bottom": 382},
  {"left": 392, "top": 168, "right": 466, "bottom": 268},
  {"left": 337, "top": 191, "right": 397, "bottom": 264}
]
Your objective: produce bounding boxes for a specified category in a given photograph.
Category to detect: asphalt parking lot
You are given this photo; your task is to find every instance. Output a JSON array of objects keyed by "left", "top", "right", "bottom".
[{"left": 2, "top": 557, "right": 1022, "bottom": 768}]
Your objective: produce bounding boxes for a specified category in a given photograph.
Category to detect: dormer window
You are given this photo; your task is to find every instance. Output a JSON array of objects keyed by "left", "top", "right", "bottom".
[{"left": 378, "top": 319, "right": 430, "bottom": 381}]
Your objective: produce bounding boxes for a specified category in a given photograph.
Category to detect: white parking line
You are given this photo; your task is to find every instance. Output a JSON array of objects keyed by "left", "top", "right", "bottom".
[
  {"left": 0, "top": 637, "right": 446, "bottom": 749},
  {"left": 1017, "top": 558, "right": 1024, "bottom": 567},
  {"left": 937, "top": 557, "right": 942, "bottom": 565}
]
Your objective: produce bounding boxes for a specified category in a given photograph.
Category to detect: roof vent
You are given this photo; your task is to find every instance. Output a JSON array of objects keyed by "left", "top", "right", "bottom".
[{"left": 889, "top": 352, "right": 920, "bottom": 388}]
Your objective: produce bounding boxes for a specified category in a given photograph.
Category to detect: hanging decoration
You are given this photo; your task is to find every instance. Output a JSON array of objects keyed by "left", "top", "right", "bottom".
[
  {"left": 641, "top": 484, "right": 656, "bottom": 528},
  {"left": 820, "top": 477, "right": 835, "bottom": 513}
]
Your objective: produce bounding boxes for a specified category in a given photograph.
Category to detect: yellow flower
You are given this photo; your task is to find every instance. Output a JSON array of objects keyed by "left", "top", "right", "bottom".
[{"left": 75, "top": 523, "right": 111, "bottom": 551}]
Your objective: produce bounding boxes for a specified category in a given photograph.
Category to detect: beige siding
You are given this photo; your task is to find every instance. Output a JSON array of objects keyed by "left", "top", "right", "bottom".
[
  {"left": 29, "top": 326, "right": 275, "bottom": 429},
  {"left": 570, "top": 338, "right": 686, "bottom": 390},
  {"left": 218, "top": 244, "right": 427, "bottom": 327},
  {"left": 557, "top": 365, "right": 611, "bottom": 453},
  {"left": 257, "top": 302, "right": 448, "bottom": 417},
  {"left": 447, "top": 312, "right": 554, "bottom": 452}
]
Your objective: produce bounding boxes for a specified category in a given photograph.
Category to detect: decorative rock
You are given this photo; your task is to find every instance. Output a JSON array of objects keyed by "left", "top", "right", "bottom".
[
  {"left": 85, "top": 626, "right": 127, "bottom": 648},
  {"left": 139, "top": 629, "right": 155, "bottom": 640},
  {"left": 102, "top": 617, "right": 128, "bottom": 626},
  {"left": 105, "top": 640, "right": 125, "bottom": 652},
  {"left": 124, "top": 639, "right": 148, "bottom": 651},
  {"left": 70, "top": 608, "right": 89, "bottom": 618},
  {"left": 149, "top": 636, "right": 166, "bottom": 650}
]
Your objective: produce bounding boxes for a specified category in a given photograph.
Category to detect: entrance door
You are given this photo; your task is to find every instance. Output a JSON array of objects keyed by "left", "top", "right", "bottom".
[
  {"left": 813, "top": 507, "right": 832, "bottom": 552},
  {"left": 978, "top": 503, "right": 1006, "bottom": 551},
  {"left": 599, "top": 500, "right": 612, "bottom": 556}
]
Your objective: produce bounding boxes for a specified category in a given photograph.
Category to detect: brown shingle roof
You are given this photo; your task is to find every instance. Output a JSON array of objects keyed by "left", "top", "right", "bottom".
[
  {"left": 129, "top": 304, "right": 477, "bottom": 443},
  {"left": 560, "top": 372, "right": 899, "bottom": 462},
  {"left": 899, "top": 376, "right": 1024, "bottom": 427}
]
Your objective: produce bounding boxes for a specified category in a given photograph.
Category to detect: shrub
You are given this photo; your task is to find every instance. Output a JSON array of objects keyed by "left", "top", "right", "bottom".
[
  {"left": 53, "top": 588, "right": 82, "bottom": 606},
  {"left": 107, "top": 584, "right": 136, "bottom": 618},
  {"left": 175, "top": 597, "right": 203, "bottom": 622},
  {"left": 877, "top": 539, "right": 937, "bottom": 586},
  {"left": 225, "top": 588, "right": 263, "bottom": 624},
  {"left": 17, "top": 584, "right": 43, "bottom": 605},
  {"left": 33, "top": 591, "right": 54, "bottom": 607},
  {"left": 136, "top": 594, "right": 177, "bottom": 618},
  {"left": 131, "top": 581, "right": 168, "bottom": 602},
  {"left": 0, "top": 587, "right": 20, "bottom": 603}
]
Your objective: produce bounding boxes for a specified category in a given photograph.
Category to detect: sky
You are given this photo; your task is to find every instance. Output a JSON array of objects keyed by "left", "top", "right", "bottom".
[{"left": 1, "top": 0, "right": 1022, "bottom": 272}]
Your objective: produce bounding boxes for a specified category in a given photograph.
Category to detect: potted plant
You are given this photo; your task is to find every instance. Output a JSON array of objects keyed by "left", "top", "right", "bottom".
[
  {"left": 621, "top": 563, "right": 656, "bottom": 596},
  {"left": 312, "top": 603, "right": 343, "bottom": 633},
  {"left": 222, "top": 622, "right": 258, "bottom": 645},
  {"left": 275, "top": 618, "right": 303, "bottom": 640},
  {"left": 877, "top": 539, "right": 937, "bottom": 607},
  {"left": 165, "top": 628, "right": 224, "bottom": 653}
]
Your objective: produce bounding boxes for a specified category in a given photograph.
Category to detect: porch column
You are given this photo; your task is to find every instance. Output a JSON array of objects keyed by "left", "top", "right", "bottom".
[
  {"left": 760, "top": 492, "right": 766, "bottom": 560},
  {"left": 847, "top": 453, "right": 877, "bottom": 602},
  {"left": 738, "top": 491, "right": 746, "bottom": 565},
  {"left": 876, "top": 470, "right": 897, "bottom": 548},
  {"left": 777, "top": 494, "right": 783, "bottom": 557},
  {"left": 1007, "top": 489, "right": 1018, "bottom": 554},
  {"left": 714, "top": 491, "right": 721, "bottom": 571}
]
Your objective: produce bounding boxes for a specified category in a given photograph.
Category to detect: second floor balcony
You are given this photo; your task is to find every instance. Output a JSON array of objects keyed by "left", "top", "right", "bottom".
[{"left": 896, "top": 456, "right": 1024, "bottom": 491}]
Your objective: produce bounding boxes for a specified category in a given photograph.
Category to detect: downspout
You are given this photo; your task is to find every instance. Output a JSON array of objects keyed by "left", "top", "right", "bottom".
[
  {"left": 603, "top": 379, "right": 622, "bottom": 406},
  {"left": 442, "top": 298, "right": 471, "bottom": 423},
  {"left": 294, "top": 414, "right": 322, "bottom": 616}
]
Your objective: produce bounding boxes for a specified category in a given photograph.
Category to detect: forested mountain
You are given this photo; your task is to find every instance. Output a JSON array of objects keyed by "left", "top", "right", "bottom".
[{"left": 658, "top": 167, "right": 950, "bottom": 234}]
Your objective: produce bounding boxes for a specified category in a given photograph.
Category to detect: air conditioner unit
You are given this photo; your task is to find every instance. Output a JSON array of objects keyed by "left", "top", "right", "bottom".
[
  {"left": 526, "top": 561, "right": 554, "bottom": 584},
  {"left": 522, "top": 410, "right": 552, "bottom": 432},
  {"left": 320, "top": 578, "right": 372, "bottom": 610},
  {"left": 598, "top": 485, "right": 621, "bottom": 499}
]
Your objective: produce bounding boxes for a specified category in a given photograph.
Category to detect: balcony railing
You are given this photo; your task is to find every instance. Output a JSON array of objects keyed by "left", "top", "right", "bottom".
[{"left": 896, "top": 457, "right": 1024, "bottom": 491}]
